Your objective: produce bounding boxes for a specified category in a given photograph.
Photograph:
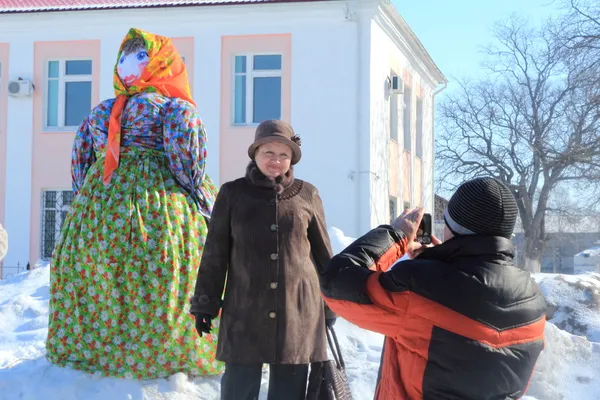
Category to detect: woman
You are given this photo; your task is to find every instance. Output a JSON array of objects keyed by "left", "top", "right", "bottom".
[
  {"left": 191, "top": 119, "right": 336, "bottom": 400},
  {"left": 46, "top": 28, "right": 223, "bottom": 379}
]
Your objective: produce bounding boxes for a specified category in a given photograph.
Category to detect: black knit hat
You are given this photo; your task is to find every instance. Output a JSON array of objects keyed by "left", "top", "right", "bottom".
[{"left": 444, "top": 177, "right": 518, "bottom": 239}]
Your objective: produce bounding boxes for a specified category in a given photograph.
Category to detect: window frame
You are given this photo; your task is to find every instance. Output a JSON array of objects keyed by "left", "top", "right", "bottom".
[
  {"left": 40, "top": 189, "right": 74, "bottom": 260},
  {"left": 44, "top": 58, "right": 93, "bottom": 132},
  {"left": 231, "top": 53, "right": 283, "bottom": 126}
]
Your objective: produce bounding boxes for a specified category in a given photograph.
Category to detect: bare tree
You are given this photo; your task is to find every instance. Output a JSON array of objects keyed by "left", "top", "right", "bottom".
[
  {"left": 436, "top": 17, "right": 600, "bottom": 272},
  {"left": 561, "top": 0, "right": 600, "bottom": 50},
  {"left": 559, "top": 0, "right": 600, "bottom": 96}
]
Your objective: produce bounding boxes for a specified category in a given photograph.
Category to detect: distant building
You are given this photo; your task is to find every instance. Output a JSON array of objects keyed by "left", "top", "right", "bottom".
[{"left": 433, "top": 194, "right": 448, "bottom": 239}]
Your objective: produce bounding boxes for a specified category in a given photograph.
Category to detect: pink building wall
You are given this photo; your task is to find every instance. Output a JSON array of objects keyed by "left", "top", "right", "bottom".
[
  {"left": 219, "top": 34, "right": 291, "bottom": 184},
  {"left": 30, "top": 40, "right": 101, "bottom": 262},
  {"left": 171, "top": 37, "right": 195, "bottom": 96}
]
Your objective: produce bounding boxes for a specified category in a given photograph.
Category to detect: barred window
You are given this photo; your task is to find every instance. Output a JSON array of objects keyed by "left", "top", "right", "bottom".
[{"left": 41, "top": 190, "right": 74, "bottom": 260}]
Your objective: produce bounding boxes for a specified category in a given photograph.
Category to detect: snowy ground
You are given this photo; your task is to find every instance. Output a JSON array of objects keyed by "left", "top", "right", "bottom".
[{"left": 0, "top": 228, "right": 599, "bottom": 399}]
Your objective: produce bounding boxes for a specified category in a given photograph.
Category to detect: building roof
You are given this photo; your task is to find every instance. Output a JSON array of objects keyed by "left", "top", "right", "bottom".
[{"left": 0, "top": 0, "right": 314, "bottom": 13}]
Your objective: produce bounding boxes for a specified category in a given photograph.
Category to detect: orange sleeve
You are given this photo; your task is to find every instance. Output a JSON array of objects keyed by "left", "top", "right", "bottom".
[
  {"left": 374, "top": 237, "right": 408, "bottom": 272},
  {"left": 323, "top": 272, "right": 409, "bottom": 338}
]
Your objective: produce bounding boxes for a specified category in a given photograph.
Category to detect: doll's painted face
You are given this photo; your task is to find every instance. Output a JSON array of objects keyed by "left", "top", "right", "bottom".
[{"left": 117, "top": 47, "right": 149, "bottom": 86}]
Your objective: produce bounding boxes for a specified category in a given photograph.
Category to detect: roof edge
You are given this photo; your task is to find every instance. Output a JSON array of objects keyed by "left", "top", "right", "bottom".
[
  {"left": 380, "top": 1, "right": 447, "bottom": 85},
  {"left": 0, "top": 0, "right": 325, "bottom": 14}
]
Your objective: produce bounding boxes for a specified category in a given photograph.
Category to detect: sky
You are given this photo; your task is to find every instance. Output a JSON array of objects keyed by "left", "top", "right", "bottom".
[{"left": 393, "top": 0, "right": 563, "bottom": 97}]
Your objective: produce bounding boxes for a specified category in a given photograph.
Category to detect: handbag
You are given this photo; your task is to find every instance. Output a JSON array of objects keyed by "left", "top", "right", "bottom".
[{"left": 306, "top": 325, "right": 353, "bottom": 400}]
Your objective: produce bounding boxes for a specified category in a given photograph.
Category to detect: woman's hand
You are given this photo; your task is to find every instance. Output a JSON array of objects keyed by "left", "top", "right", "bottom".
[{"left": 193, "top": 313, "right": 213, "bottom": 337}]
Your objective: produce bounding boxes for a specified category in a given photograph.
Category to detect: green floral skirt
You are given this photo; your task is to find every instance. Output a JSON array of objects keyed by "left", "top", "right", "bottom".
[{"left": 46, "top": 148, "right": 224, "bottom": 379}]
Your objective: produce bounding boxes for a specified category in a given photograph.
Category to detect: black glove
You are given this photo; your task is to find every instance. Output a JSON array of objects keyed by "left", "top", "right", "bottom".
[{"left": 193, "top": 313, "right": 213, "bottom": 337}]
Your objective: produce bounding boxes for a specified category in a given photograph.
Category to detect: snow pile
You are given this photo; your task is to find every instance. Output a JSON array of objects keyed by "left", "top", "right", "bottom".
[
  {"left": 0, "top": 228, "right": 599, "bottom": 399},
  {"left": 527, "top": 323, "right": 600, "bottom": 400},
  {"left": 535, "top": 273, "right": 600, "bottom": 342}
]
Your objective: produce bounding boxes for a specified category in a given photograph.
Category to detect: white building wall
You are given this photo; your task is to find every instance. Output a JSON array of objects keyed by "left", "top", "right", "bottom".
[
  {"left": 369, "top": 20, "right": 392, "bottom": 229},
  {"left": 0, "top": 1, "right": 368, "bottom": 263},
  {"left": 368, "top": 13, "right": 438, "bottom": 228},
  {"left": 3, "top": 37, "right": 34, "bottom": 268}
]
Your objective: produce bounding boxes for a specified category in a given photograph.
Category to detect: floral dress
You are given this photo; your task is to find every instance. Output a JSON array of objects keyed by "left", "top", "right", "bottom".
[{"left": 46, "top": 92, "right": 224, "bottom": 379}]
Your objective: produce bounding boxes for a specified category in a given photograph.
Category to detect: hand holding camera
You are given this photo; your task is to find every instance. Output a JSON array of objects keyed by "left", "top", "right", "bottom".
[{"left": 392, "top": 208, "right": 441, "bottom": 258}]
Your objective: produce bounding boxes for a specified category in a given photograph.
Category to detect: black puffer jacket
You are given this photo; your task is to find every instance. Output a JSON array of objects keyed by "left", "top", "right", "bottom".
[{"left": 321, "top": 227, "right": 547, "bottom": 400}]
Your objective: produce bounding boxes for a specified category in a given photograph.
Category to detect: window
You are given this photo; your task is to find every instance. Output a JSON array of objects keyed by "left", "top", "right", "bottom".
[
  {"left": 403, "top": 86, "right": 412, "bottom": 151},
  {"left": 46, "top": 60, "right": 92, "bottom": 129},
  {"left": 390, "top": 92, "right": 398, "bottom": 141},
  {"left": 233, "top": 54, "right": 282, "bottom": 125},
  {"left": 389, "top": 196, "right": 398, "bottom": 224},
  {"left": 416, "top": 97, "right": 423, "bottom": 158},
  {"left": 41, "top": 190, "right": 74, "bottom": 260}
]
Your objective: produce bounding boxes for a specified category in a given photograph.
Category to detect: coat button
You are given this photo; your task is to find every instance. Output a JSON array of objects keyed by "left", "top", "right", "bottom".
[
  {"left": 269, "top": 199, "right": 276, "bottom": 206},
  {"left": 269, "top": 311, "right": 276, "bottom": 319},
  {"left": 270, "top": 253, "right": 278, "bottom": 260},
  {"left": 270, "top": 224, "right": 277, "bottom": 232},
  {"left": 270, "top": 282, "right": 278, "bottom": 289}
]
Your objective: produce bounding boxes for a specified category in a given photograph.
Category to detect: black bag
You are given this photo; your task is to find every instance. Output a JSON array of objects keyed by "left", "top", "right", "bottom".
[{"left": 306, "top": 325, "right": 353, "bottom": 400}]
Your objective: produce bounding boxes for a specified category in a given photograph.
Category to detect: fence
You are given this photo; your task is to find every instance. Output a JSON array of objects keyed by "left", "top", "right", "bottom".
[{"left": 0, "top": 262, "right": 31, "bottom": 280}]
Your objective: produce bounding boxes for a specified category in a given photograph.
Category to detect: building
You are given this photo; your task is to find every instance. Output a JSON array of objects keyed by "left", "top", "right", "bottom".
[
  {"left": 432, "top": 193, "right": 448, "bottom": 239},
  {"left": 0, "top": 0, "right": 446, "bottom": 272},
  {"left": 574, "top": 246, "right": 600, "bottom": 274},
  {"left": 513, "top": 215, "right": 600, "bottom": 273}
]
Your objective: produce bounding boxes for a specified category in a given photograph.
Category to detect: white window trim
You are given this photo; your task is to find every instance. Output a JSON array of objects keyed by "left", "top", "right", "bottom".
[
  {"left": 232, "top": 53, "right": 282, "bottom": 126},
  {"left": 44, "top": 59, "right": 92, "bottom": 132}
]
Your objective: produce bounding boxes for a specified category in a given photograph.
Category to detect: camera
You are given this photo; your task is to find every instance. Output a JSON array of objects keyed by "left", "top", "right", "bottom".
[{"left": 417, "top": 213, "right": 432, "bottom": 245}]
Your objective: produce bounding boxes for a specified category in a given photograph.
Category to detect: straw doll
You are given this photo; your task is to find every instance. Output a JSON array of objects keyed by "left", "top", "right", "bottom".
[{"left": 46, "top": 28, "right": 223, "bottom": 379}]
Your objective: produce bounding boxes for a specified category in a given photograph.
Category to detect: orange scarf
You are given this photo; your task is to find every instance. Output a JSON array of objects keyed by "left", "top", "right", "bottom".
[{"left": 103, "top": 28, "right": 194, "bottom": 185}]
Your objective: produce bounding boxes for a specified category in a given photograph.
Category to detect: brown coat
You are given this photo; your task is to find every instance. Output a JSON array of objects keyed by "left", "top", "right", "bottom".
[{"left": 191, "top": 163, "right": 333, "bottom": 364}]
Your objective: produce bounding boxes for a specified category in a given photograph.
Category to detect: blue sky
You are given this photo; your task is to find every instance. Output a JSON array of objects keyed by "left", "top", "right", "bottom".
[{"left": 393, "top": 0, "right": 562, "bottom": 96}]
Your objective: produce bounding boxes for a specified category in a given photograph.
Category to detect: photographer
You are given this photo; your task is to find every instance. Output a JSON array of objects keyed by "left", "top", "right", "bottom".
[{"left": 320, "top": 177, "right": 546, "bottom": 399}]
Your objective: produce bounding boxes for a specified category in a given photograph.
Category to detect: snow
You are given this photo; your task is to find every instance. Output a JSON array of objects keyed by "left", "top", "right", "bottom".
[
  {"left": 576, "top": 247, "right": 600, "bottom": 258},
  {"left": 0, "top": 228, "right": 599, "bottom": 399},
  {"left": 535, "top": 273, "right": 600, "bottom": 342}
]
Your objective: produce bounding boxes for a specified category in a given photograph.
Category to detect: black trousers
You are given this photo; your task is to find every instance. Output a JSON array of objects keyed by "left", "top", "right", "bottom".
[{"left": 220, "top": 363, "right": 309, "bottom": 400}]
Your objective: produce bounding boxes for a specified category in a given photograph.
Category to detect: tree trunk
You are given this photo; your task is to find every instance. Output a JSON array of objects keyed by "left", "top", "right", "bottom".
[{"left": 523, "top": 231, "right": 543, "bottom": 273}]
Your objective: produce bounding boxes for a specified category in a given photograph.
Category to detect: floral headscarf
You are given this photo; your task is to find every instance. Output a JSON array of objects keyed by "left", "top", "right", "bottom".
[{"left": 103, "top": 28, "right": 194, "bottom": 185}]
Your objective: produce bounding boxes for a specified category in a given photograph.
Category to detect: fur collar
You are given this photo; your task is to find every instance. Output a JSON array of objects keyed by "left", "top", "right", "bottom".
[{"left": 245, "top": 161, "right": 295, "bottom": 194}]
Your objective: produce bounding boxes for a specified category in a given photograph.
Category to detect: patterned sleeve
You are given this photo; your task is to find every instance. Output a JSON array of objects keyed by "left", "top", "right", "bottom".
[
  {"left": 162, "top": 98, "right": 208, "bottom": 211},
  {"left": 71, "top": 100, "right": 112, "bottom": 194},
  {"left": 71, "top": 116, "right": 96, "bottom": 195}
]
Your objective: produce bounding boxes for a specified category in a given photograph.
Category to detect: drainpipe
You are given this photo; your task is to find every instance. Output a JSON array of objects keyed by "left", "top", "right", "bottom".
[{"left": 431, "top": 81, "right": 447, "bottom": 215}]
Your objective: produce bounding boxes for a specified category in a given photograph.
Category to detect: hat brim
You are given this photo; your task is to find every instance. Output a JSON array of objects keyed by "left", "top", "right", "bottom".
[{"left": 248, "top": 136, "right": 302, "bottom": 165}]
